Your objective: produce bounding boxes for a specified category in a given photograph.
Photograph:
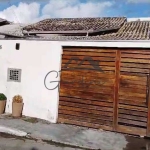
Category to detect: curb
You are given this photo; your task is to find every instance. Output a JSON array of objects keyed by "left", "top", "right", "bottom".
[
  {"left": 0, "top": 125, "right": 27, "bottom": 137},
  {"left": 0, "top": 126, "right": 97, "bottom": 150}
]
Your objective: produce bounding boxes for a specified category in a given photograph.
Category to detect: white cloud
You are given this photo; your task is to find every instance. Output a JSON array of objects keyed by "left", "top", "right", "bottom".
[
  {"left": 0, "top": 0, "right": 113, "bottom": 24},
  {"left": 42, "top": 0, "right": 113, "bottom": 18},
  {"left": 127, "top": 0, "right": 150, "bottom": 3},
  {"left": 0, "top": 2, "right": 40, "bottom": 23}
]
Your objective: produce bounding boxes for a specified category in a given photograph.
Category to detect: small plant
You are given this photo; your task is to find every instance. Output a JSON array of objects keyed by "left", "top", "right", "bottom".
[
  {"left": 13, "top": 95, "right": 23, "bottom": 103},
  {"left": 0, "top": 93, "right": 7, "bottom": 101}
]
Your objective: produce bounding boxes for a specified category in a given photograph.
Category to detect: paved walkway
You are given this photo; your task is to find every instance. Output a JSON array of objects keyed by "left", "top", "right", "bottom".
[{"left": 0, "top": 115, "right": 149, "bottom": 150}]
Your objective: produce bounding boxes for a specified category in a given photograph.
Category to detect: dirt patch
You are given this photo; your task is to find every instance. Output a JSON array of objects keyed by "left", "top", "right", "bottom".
[
  {"left": 0, "top": 114, "right": 26, "bottom": 119},
  {"left": 23, "top": 117, "right": 39, "bottom": 123},
  {"left": 22, "top": 117, "right": 50, "bottom": 124}
]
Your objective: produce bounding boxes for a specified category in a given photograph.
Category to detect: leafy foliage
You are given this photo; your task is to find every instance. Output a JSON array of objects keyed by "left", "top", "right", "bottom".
[{"left": 0, "top": 93, "right": 7, "bottom": 101}]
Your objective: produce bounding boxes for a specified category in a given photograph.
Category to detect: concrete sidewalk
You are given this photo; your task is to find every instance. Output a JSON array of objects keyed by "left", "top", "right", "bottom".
[
  {"left": 0, "top": 114, "right": 147, "bottom": 150},
  {"left": 0, "top": 135, "right": 82, "bottom": 150}
]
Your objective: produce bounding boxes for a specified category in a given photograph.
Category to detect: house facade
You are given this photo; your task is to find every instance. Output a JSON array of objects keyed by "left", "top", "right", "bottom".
[{"left": 0, "top": 17, "right": 150, "bottom": 136}]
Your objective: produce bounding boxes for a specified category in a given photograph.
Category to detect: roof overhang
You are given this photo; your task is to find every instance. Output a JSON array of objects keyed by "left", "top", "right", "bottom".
[{"left": 28, "top": 27, "right": 120, "bottom": 37}]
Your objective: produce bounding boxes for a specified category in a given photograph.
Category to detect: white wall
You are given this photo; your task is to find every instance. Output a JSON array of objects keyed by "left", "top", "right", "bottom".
[
  {"left": 0, "top": 40, "right": 62, "bottom": 123},
  {"left": 0, "top": 39, "right": 150, "bottom": 123},
  {"left": 127, "top": 17, "right": 150, "bottom": 22}
]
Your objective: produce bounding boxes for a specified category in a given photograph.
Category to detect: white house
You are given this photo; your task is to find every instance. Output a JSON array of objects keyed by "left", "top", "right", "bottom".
[{"left": 0, "top": 17, "right": 150, "bottom": 136}]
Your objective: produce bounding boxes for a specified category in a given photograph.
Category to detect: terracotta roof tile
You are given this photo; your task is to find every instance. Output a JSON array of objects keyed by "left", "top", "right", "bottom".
[
  {"left": 115, "top": 21, "right": 150, "bottom": 40},
  {"left": 24, "top": 17, "right": 150, "bottom": 40},
  {"left": 80, "top": 21, "right": 150, "bottom": 40},
  {"left": 24, "top": 17, "right": 127, "bottom": 31},
  {"left": 3, "top": 17, "right": 150, "bottom": 40}
]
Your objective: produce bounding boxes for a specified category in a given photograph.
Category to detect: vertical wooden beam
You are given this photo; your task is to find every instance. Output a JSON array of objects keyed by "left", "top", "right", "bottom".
[
  {"left": 113, "top": 49, "right": 121, "bottom": 131},
  {"left": 146, "top": 73, "right": 150, "bottom": 136}
]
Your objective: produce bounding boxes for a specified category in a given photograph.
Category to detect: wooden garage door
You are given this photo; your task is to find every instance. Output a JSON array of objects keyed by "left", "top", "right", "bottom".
[
  {"left": 58, "top": 47, "right": 150, "bottom": 136},
  {"left": 58, "top": 47, "right": 116, "bottom": 131}
]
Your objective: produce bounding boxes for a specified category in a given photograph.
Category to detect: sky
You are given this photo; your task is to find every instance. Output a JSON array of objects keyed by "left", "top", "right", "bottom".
[{"left": 0, "top": 0, "right": 150, "bottom": 24}]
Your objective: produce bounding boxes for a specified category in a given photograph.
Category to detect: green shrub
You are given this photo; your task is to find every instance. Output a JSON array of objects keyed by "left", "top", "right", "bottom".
[{"left": 0, "top": 93, "right": 7, "bottom": 101}]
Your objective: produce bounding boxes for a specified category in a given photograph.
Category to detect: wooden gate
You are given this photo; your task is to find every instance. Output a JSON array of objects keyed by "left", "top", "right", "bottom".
[
  {"left": 58, "top": 47, "right": 150, "bottom": 136},
  {"left": 117, "top": 49, "right": 149, "bottom": 136}
]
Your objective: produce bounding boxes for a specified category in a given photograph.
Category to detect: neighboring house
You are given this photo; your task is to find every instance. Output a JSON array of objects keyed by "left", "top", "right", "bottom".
[{"left": 0, "top": 17, "right": 150, "bottom": 137}]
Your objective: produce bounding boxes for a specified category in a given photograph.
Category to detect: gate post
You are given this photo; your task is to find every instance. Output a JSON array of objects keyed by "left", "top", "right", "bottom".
[
  {"left": 146, "top": 73, "right": 150, "bottom": 136},
  {"left": 113, "top": 50, "right": 121, "bottom": 131}
]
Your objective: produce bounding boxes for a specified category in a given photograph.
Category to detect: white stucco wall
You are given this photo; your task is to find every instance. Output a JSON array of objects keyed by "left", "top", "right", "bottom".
[
  {"left": 0, "top": 39, "right": 150, "bottom": 123},
  {"left": 0, "top": 40, "right": 62, "bottom": 123}
]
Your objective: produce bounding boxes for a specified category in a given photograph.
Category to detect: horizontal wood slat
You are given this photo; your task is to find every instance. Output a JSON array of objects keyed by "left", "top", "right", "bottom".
[
  {"left": 121, "top": 62, "right": 150, "bottom": 69},
  {"left": 58, "top": 118, "right": 113, "bottom": 131},
  {"left": 120, "top": 67, "right": 149, "bottom": 74},
  {"left": 119, "top": 90, "right": 146, "bottom": 99},
  {"left": 119, "top": 87, "right": 146, "bottom": 94},
  {"left": 119, "top": 100, "right": 146, "bottom": 107},
  {"left": 120, "top": 74, "right": 147, "bottom": 81},
  {"left": 63, "top": 47, "right": 116, "bottom": 53},
  {"left": 62, "top": 55, "right": 116, "bottom": 62},
  {"left": 120, "top": 83, "right": 146, "bottom": 90},
  {"left": 59, "top": 101, "right": 113, "bottom": 112},
  {"left": 62, "top": 59, "right": 115, "bottom": 66},
  {"left": 120, "top": 78, "right": 147, "bottom": 89},
  {"left": 118, "top": 94, "right": 146, "bottom": 103},
  {"left": 117, "top": 125, "right": 146, "bottom": 136},
  {"left": 120, "top": 72, "right": 148, "bottom": 76},
  {"left": 59, "top": 105, "right": 113, "bottom": 116},
  {"left": 121, "top": 53, "right": 150, "bottom": 59},
  {"left": 60, "top": 97, "right": 113, "bottom": 107},
  {"left": 118, "top": 118, "right": 147, "bottom": 127},
  {"left": 61, "top": 70, "right": 115, "bottom": 79},
  {"left": 62, "top": 64, "right": 115, "bottom": 71},
  {"left": 121, "top": 58, "right": 150, "bottom": 64},
  {"left": 121, "top": 50, "right": 150, "bottom": 55},
  {"left": 118, "top": 114, "right": 147, "bottom": 122},
  {"left": 60, "top": 76, "right": 115, "bottom": 86},
  {"left": 60, "top": 83, "right": 114, "bottom": 95},
  {"left": 60, "top": 88, "right": 114, "bottom": 102},
  {"left": 59, "top": 109, "right": 113, "bottom": 121},
  {"left": 119, "top": 109, "right": 147, "bottom": 117},
  {"left": 60, "top": 78, "right": 115, "bottom": 86},
  {"left": 119, "top": 104, "right": 147, "bottom": 112},
  {"left": 120, "top": 75, "right": 147, "bottom": 85},
  {"left": 63, "top": 51, "right": 116, "bottom": 57},
  {"left": 58, "top": 114, "right": 112, "bottom": 126},
  {"left": 61, "top": 73, "right": 115, "bottom": 82}
]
